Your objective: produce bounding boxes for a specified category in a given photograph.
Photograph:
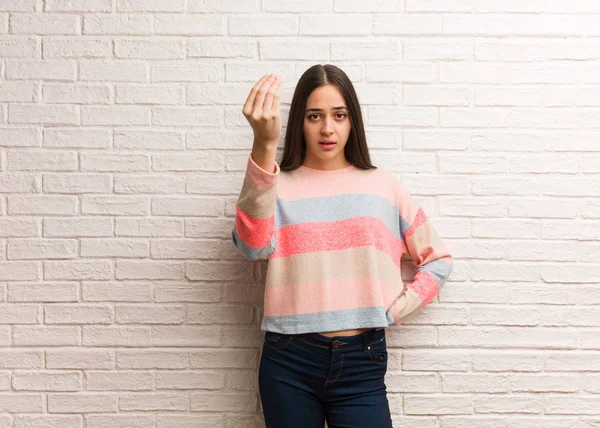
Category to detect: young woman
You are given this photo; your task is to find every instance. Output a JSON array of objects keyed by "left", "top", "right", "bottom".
[{"left": 232, "top": 64, "right": 453, "bottom": 428}]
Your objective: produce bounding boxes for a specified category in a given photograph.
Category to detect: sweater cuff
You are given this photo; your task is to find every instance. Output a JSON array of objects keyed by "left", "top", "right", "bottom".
[
  {"left": 391, "top": 288, "right": 423, "bottom": 323},
  {"left": 247, "top": 153, "right": 280, "bottom": 189}
]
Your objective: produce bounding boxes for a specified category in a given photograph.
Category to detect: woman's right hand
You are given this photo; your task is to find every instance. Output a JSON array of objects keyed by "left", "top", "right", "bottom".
[{"left": 242, "top": 73, "right": 281, "bottom": 148}]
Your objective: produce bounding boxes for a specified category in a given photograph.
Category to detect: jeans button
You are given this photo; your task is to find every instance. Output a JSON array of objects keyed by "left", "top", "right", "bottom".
[{"left": 332, "top": 340, "right": 341, "bottom": 348}]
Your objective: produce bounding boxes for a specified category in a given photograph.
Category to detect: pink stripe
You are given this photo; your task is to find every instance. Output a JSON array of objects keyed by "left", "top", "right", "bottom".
[
  {"left": 264, "top": 275, "right": 400, "bottom": 317},
  {"left": 408, "top": 271, "right": 439, "bottom": 306},
  {"left": 405, "top": 207, "right": 427, "bottom": 238},
  {"left": 234, "top": 206, "right": 274, "bottom": 248},
  {"left": 271, "top": 216, "right": 403, "bottom": 265},
  {"left": 279, "top": 170, "right": 397, "bottom": 204}
]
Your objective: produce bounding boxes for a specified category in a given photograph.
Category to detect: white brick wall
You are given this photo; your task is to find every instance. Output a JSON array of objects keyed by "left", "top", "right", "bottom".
[{"left": 0, "top": 1, "right": 599, "bottom": 427}]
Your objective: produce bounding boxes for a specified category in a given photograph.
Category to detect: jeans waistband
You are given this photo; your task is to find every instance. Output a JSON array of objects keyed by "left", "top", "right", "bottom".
[{"left": 266, "top": 328, "right": 386, "bottom": 352}]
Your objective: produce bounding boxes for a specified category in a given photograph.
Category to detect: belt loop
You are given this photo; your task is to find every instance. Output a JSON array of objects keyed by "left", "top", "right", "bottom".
[{"left": 362, "top": 333, "right": 367, "bottom": 352}]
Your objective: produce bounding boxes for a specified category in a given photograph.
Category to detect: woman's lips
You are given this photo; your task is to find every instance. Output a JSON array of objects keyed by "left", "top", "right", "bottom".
[{"left": 319, "top": 142, "right": 336, "bottom": 150}]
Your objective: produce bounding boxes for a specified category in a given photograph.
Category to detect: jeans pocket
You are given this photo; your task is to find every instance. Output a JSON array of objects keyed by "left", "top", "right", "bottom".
[
  {"left": 367, "top": 338, "right": 388, "bottom": 365},
  {"left": 264, "top": 332, "right": 293, "bottom": 350}
]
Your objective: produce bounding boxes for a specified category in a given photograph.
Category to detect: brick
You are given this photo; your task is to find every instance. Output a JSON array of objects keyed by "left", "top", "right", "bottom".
[
  {"left": 8, "top": 150, "right": 78, "bottom": 171},
  {"left": 8, "top": 283, "right": 78, "bottom": 302},
  {"left": 155, "top": 371, "right": 224, "bottom": 390},
  {"left": 152, "top": 107, "right": 221, "bottom": 126},
  {"left": 45, "top": 0, "right": 113, "bottom": 12},
  {"left": 404, "top": 86, "right": 470, "bottom": 106},
  {"left": 8, "top": 196, "right": 77, "bottom": 215},
  {"left": 188, "top": 0, "right": 257, "bottom": 12},
  {"left": 0, "top": 0, "right": 37, "bottom": 12},
  {"left": 117, "top": 350, "right": 187, "bottom": 369},
  {"left": 114, "top": 130, "right": 184, "bottom": 150},
  {"left": 117, "top": 0, "right": 186, "bottom": 12},
  {"left": 83, "top": 326, "right": 151, "bottom": 347},
  {"left": 152, "top": 62, "right": 222, "bottom": 82},
  {"left": 43, "top": 173, "right": 111, "bottom": 196},
  {"left": 82, "top": 281, "right": 153, "bottom": 302},
  {"left": 298, "top": 14, "right": 368, "bottom": 36},
  {"left": 8, "top": 239, "right": 78, "bottom": 260},
  {"left": 44, "top": 217, "right": 113, "bottom": 238},
  {"left": 229, "top": 15, "right": 297, "bottom": 36},
  {"left": 48, "top": 393, "right": 117, "bottom": 413},
  {"left": 406, "top": 0, "right": 472, "bottom": 12},
  {"left": 114, "top": 38, "right": 184, "bottom": 59},
  {"left": 45, "top": 304, "right": 113, "bottom": 324},
  {"left": 80, "top": 238, "right": 149, "bottom": 258},
  {"left": 404, "top": 39, "right": 473, "bottom": 60},
  {"left": 151, "top": 326, "right": 221, "bottom": 347},
  {"left": 476, "top": 0, "right": 545, "bottom": 13},
  {"left": 405, "top": 394, "right": 473, "bottom": 415},
  {"left": 13, "top": 371, "right": 82, "bottom": 391},
  {"left": 115, "top": 304, "right": 185, "bottom": 324},
  {"left": 86, "top": 371, "right": 153, "bottom": 390},
  {"left": 0, "top": 36, "right": 37, "bottom": 58},
  {"left": 79, "top": 60, "right": 148, "bottom": 82},
  {"left": 0, "top": 128, "right": 39, "bottom": 147},
  {"left": 154, "top": 15, "right": 224, "bottom": 35},
  {"left": 0, "top": 172, "right": 37, "bottom": 193},
  {"left": 85, "top": 415, "right": 155, "bottom": 428},
  {"left": 114, "top": 175, "right": 185, "bottom": 194},
  {"left": 115, "top": 261, "right": 184, "bottom": 280},
  {"left": 81, "top": 106, "right": 150, "bottom": 126},
  {"left": 0, "top": 82, "right": 36, "bottom": 102},
  {"left": 44, "top": 129, "right": 110, "bottom": 149},
  {"left": 116, "top": 84, "right": 182, "bottom": 105},
  {"left": 0, "top": 219, "right": 38, "bottom": 237},
  {"left": 120, "top": 392, "right": 188, "bottom": 411},
  {"left": 8, "top": 105, "right": 78, "bottom": 125},
  {"left": 10, "top": 14, "right": 80, "bottom": 34},
  {"left": 330, "top": 40, "right": 401, "bottom": 61},
  {"left": 81, "top": 196, "right": 150, "bottom": 216},
  {"left": 115, "top": 218, "right": 183, "bottom": 237},
  {"left": 374, "top": 14, "right": 442, "bottom": 35},
  {"left": 369, "top": 107, "right": 437, "bottom": 126},
  {"left": 187, "top": 38, "right": 254, "bottom": 58},
  {"left": 83, "top": 15, "right": 152, "bottom": 35},
  {"left": 190, "top": 392, "right": 255, "bottom": 412},
  {"left": 0, "top": 350, "right": 42, "bottom": 368},
  {"left": 151, "top": 197, "right": 221, "bottom": 216},
  {"left": 80, "top": 153, "right": 149, "bottom": 172},
  {"left": 43, "top": 37, "right": 112, "bottom": 59},
  {"left": 13, "top": 326, "right": 80, "bottom": 346},
  {"left": 475, "top": 395, "right": 543, "bottom": 413},
  {"left": 44, "top": 260, "right": 112, "bottom": 280}
]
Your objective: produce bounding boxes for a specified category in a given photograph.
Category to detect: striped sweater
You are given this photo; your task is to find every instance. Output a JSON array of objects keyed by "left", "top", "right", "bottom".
[{"left": 232, "top": 153, "right": 453, "bottom": 334}]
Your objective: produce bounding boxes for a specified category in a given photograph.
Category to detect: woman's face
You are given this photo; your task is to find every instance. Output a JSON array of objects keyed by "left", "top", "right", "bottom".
[{"left": 302, "top": 84, "right": 352, "bottom": 170}]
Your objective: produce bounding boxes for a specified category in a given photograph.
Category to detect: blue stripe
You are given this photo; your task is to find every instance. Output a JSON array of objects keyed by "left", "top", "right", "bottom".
[
  {"left": 275, "top": 194, "right": 406, "bottom": 240},
  {"left": 231, "top": 228, "right": 276, "bottom": 261},
  {"left": 418, "top": 258, "right": 452, "bottom": 288},
  {"left": 262, "top": 306, "right": 392, "bottom": 334}
]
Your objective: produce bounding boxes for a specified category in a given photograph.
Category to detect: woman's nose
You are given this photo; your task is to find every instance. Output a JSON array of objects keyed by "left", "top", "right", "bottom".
[{"left": 322, "top": 118, "right": 334, "bottom": 133}]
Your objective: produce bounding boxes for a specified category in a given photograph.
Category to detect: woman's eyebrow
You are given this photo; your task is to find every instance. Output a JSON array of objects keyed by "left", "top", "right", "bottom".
[{"left": 305, "top": 106, "right": 348, "bottom": 112}]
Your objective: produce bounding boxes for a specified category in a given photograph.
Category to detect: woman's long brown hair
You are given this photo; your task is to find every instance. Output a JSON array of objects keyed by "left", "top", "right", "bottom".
[{"left": 279, "top": 64, "right": 377, "bottom": 172}]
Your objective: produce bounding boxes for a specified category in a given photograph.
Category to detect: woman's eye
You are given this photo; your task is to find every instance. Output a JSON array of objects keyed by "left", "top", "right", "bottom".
[{"left": 308, "top": 113, "right": 347, "bottom": 120}]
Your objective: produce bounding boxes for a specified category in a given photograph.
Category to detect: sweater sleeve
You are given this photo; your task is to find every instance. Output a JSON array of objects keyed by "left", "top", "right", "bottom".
[
  {"left": 387, "top": 182, "right": 454, "bottom": 325},
  {"left": 231, "top": 152, "right": 280, "bottom": 261}
]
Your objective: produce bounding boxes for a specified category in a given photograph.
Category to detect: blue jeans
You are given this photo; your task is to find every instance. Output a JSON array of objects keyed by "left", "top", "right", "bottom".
[{"left": 258, "top": 328, "right": 393, "bottom": 428}]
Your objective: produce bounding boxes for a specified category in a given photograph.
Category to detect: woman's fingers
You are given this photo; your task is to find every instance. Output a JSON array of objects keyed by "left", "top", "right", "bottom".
[
  {"left": 262, "top": 76, "right": 280, "bottom": 116},
  {"left": 254, "top": 74, "right": 278, "bottom": 115},
  {"left": 243, "top": 74, "right": 270, "bottom": 117},
  {"left": 272, "top": 80, "right": 281, "bottom": 114}
]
